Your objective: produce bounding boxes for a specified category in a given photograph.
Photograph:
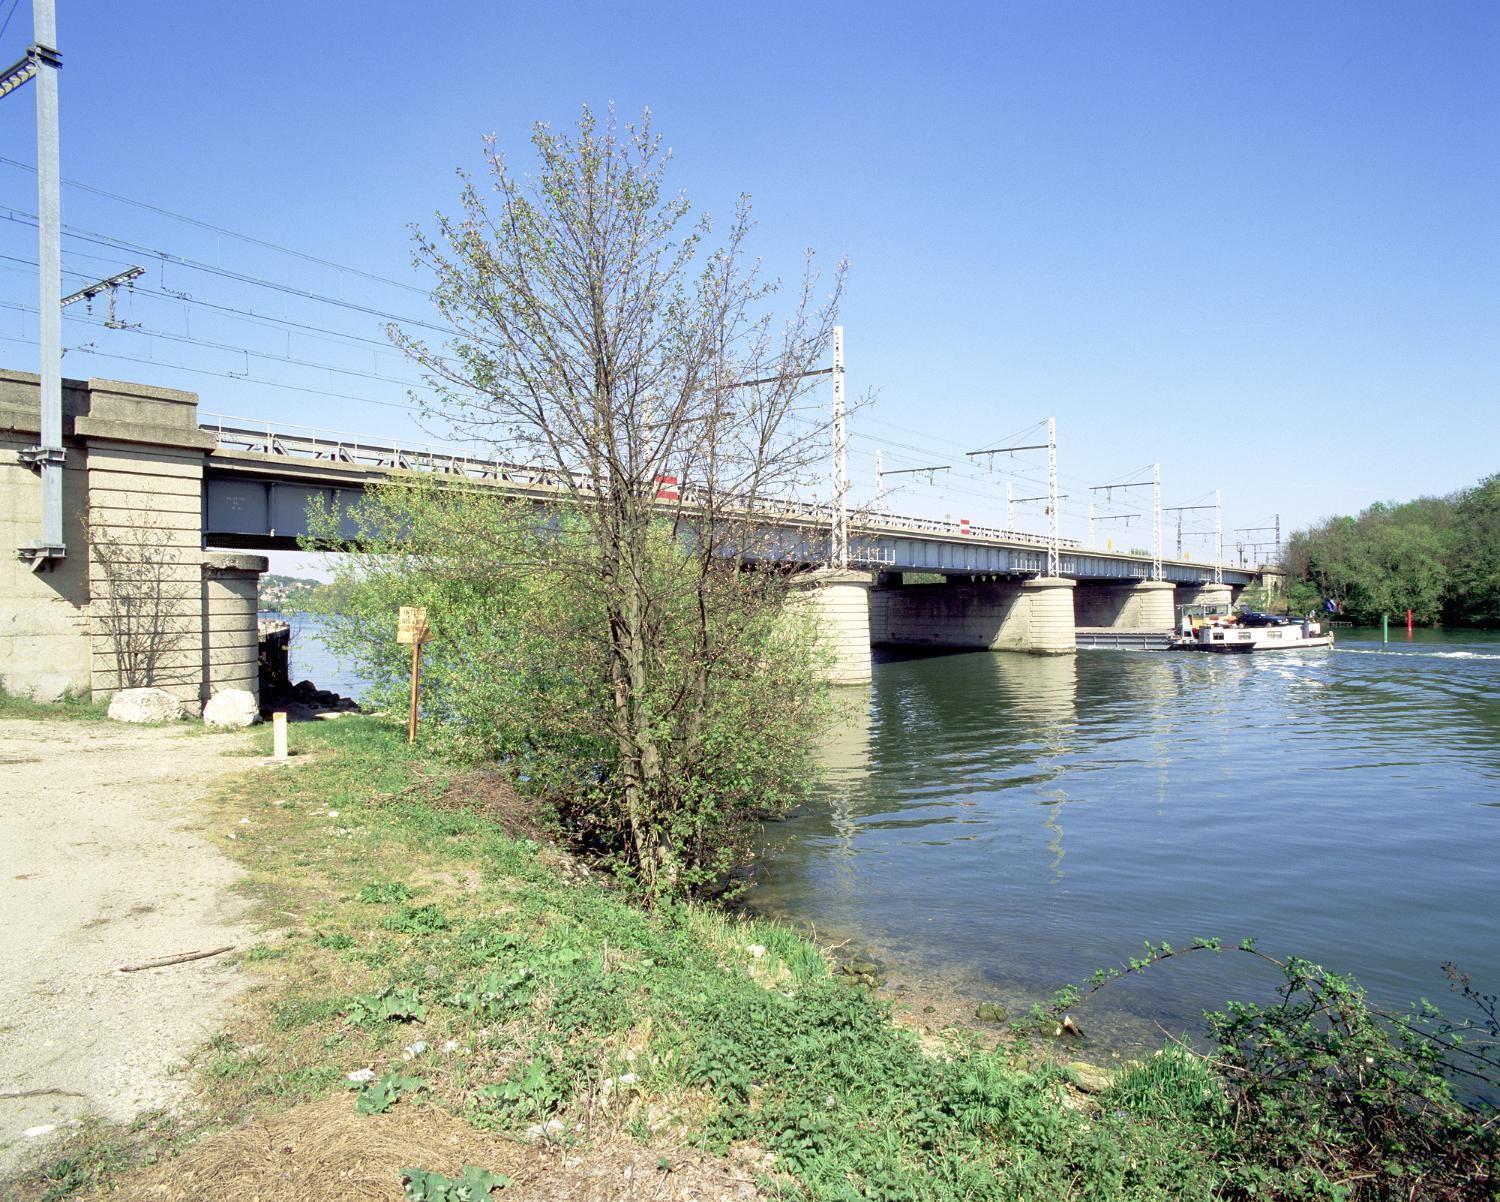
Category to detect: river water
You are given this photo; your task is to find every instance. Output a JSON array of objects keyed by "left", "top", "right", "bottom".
[{"left": 750, "top": 630, "right": 1500, "bottom": 1049}]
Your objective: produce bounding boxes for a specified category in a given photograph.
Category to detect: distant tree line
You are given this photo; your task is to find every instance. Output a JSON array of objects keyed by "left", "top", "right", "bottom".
[{"left": 1285, "top": 473, "right": 1500, "bottom": 626}]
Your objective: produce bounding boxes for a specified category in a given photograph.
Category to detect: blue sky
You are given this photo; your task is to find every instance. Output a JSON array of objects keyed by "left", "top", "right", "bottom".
[{"left": 1, "top": 1, "right": 1496, "bottom": 570}]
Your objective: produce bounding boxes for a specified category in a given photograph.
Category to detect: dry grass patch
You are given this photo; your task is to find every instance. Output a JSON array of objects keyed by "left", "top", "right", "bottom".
[{"left": 95, "top": 1093, "right": 760, "bottom": 1201}]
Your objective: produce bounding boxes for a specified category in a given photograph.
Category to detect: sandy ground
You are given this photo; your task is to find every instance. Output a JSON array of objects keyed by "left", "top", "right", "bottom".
[{"left": 0, "top": 719, "right": 257, "bottom": 1178}]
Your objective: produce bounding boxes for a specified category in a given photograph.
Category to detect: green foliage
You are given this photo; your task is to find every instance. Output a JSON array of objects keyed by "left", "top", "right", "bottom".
[
  {"left": 1285, "top": 474, "right": 1500, "bottom": 625},
  {"left": 380, "top": 903, "right": 451, "bottom": 934},
  {"left": 357, "top": 881, "right": 415, "bottom": 904},
  {"left": 352, "top": 1070, "right": 426, "bottom": 1114},
  {"left": 0, "top": 687, "right": 108, "bottom": 721},
  {"left": 258, "top": 572, "right": 322, "bottom": 612},
  {"left": 402, "top": 1165, "right": 512, "bottom": 1200},
  {"left": 1449, "top": 474, "right": 1500, "bottom": 625},
  {"left": 345, "top": 985, "right": 427, "bottom": 1025},
  {"left": 1041, "top": 938, "right": 1500, "bottom": 1199},
  {"left": 1207, "top": 957, "right": 1500, "bottom": 1197},
  {"left": 448, "top": 967, "right": 534, "bottom": 1019},
  {"left": 304, "top": 480, "right": 835, "bottom": 898},
  {"left": 471, "top": 1057, "right": 569, "bottom": 1120}
]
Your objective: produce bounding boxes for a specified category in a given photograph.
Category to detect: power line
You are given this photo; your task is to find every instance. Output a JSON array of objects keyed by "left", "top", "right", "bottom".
[
  {"left": 0, "top": 333, "right": 430, "bottom": 413},
  {"left": 0, "top": 155, "right": 433, "bottom": 296},
  {"left": 0, "top": 0, "right": 23, "bottom": 48},
  {"left": 0, "top": 298, "right": 435, "bottom": 392},
  {"left": 0, "top": 207, "right": 458, "bottom": 337}
]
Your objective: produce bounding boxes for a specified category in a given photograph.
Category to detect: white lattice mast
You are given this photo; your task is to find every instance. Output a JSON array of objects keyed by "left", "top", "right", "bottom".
[
  {"left": 1152, "top": 462, "right": 1162, "bottom": 581},
  {"left": 1006, "top": 481, "right": 1014, "bottom": 530},
  {"left": 830, "top": 325, "right": 848, "bottom": 568},
  {"left": 873, "top": 447, "right": 883, "bottom": 516},
  {"left": 1088, "top": 501, "right": 1095, "bottom": 550},
  {"left": 1047, "top": 417, "right": 1059, "bottom": 577},
  {"left": 1215, "top": 489, "right": 1223, "bottom": 584}
]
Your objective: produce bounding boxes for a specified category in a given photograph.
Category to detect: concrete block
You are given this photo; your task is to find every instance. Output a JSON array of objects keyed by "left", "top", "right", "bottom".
[
  {"left": 108, "top": 687, "right": 183, "bottom": 723},
  {"left": 203, "top": 687, "right": 259, "bottom": 727}
]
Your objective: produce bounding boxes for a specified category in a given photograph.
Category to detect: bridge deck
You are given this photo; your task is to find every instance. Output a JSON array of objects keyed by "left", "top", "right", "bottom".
[{"left": 198, "top": 417, "right": 1255, "bottom": 586}]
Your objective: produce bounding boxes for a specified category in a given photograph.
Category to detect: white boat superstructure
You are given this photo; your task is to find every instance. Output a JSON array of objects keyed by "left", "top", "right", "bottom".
[{"left": 1171, "top": 603, "right": 1334, "bottom": 653}]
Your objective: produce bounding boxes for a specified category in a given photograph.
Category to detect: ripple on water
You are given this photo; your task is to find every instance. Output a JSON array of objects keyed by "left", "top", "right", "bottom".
[{"left": 752, "top": 631, "right": 1500, "bottom": 1056}]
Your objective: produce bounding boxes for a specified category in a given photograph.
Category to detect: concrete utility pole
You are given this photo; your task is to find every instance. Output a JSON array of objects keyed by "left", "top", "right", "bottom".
[
  {"left": 1088, "top": 501, "right": 1095, "bottom": 550},
  {"left": 830, "top": 325, "right": 848, "bottom": 569},
  {"left": 3, "top": 0, "right": 65, "bottom": 567}
]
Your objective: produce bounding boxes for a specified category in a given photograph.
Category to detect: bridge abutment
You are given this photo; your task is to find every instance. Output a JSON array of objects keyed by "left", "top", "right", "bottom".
[{"left": 0, "top": 370, "right": 266, "bottom": 711}]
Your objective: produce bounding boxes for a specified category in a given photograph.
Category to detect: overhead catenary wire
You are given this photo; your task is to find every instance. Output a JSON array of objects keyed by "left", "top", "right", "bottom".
[
  {"left": 0, "top": 207, "right": 458, "bottom": 337},
  {"left": 0, "top": 170, "right": 1247, "bottom": 553},
  {"left": 0, "top": 156, "right": 433, "bottom": 296}
]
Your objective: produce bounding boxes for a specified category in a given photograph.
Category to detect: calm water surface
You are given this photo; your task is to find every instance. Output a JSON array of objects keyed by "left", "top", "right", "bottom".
[
  {"left": 751, "top": 630, "right": 1500, "bottom": 1048},
  {"left": 263, "top": 611, "right": 371, "bottom": 703}
]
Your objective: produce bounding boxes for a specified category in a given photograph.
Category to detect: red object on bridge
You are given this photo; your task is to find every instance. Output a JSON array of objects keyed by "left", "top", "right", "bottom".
[
  {"left": 959, "top": 518, "right": 971, "bottom": 535},
  {"left": 654, "top": 474, "right": 680, "bottom": 502}
]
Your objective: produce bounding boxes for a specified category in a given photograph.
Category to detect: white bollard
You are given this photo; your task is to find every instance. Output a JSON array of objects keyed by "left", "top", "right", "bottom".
[{"left": 272, "top": 711, "right": 288, "bottom": 760}]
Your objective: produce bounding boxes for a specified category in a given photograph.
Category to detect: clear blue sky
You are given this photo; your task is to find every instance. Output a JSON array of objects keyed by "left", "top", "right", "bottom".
[{"left": 1, "top": 1, "right": 1496, "bottom": 569}]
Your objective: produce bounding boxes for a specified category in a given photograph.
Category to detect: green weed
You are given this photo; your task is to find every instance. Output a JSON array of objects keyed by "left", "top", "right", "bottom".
[
  {"left": 402, "top": 1164, "right": 511, "bottom": 1200},
  {"left": 353, "top": 1070, "right": 426, "bottom": 1115}
]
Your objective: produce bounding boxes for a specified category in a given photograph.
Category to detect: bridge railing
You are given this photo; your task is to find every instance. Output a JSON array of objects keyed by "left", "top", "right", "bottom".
[{"left": 201, "top": 415, "right": 1081, "bottom": 556}]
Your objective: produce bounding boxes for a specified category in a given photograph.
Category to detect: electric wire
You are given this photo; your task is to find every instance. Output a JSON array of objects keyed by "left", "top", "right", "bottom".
[
  {"left": 0, "top": 208, "right": 458, "bottom": 337},
  {"left": 0, "top": 156, "right": 432, "bottom": 296}
]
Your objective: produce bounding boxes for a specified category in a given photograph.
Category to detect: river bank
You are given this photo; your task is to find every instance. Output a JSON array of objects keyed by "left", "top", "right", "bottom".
[{"left": 8, "top": 708, "right": 1492, "bottom": 1201}]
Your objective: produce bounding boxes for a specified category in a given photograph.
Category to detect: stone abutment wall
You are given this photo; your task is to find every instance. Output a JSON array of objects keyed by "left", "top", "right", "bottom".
[{"left": 0, "top": 370, "right": 265, "bottom": 710}]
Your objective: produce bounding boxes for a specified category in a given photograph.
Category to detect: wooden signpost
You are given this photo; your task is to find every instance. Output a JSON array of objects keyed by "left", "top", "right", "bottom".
[{"left": 396, "top": 606, "right": 431, "bottom": 743}]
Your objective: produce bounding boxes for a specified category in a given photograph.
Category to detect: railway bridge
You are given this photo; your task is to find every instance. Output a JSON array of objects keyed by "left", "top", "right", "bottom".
[{"left": 1, "top": 370, "right": 1255, "bottom": 706}]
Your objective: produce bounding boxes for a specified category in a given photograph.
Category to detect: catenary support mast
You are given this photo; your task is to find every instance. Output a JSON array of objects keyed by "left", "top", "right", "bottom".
[{"left": 5, "top": 0, "right": 66, "bottom": 566}]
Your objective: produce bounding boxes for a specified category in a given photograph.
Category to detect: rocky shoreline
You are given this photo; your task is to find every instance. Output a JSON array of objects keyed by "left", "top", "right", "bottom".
[{"left": 256, "top": 618, "right": 362, "bottom": 718}]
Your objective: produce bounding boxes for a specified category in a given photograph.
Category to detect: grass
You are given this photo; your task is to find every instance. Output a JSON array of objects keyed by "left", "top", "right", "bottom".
[
  {"left": 6, "top": 712, "right": 1405, "bottom": 1201},
  {"left": 0, "top": 689, "right": 108, "bottom": 722}
]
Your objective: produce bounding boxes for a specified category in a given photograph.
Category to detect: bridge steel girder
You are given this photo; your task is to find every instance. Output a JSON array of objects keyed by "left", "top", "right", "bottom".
[{"left": 201, "top": 449, "right": 1255, "bottom": 587}]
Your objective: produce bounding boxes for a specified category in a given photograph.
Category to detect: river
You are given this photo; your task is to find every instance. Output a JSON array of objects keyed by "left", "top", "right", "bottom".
[
  {"left": 283, "top": 612, "right": 1500, "bottom": 1049},
  {"left": 750, "top": 629, "right": 1500, "bottom": 1049}
]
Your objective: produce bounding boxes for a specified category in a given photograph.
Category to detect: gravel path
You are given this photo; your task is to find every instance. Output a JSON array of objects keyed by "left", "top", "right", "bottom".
[{"left": 0, "top": 719, "right": 257, "bottom": 1178}]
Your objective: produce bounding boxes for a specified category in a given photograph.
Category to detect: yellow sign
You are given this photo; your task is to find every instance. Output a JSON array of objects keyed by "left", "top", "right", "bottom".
[{"left": 396, "top": 606, "right": 431, "bottom": 645}]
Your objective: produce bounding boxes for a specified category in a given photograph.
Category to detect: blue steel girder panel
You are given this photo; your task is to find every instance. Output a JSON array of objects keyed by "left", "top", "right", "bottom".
[{"left": 204, "top": 476, "right": 360, "bottom": 541}]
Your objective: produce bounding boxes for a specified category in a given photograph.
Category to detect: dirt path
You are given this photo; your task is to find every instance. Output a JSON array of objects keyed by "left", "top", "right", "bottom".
[{"left": 0, "top": 719, "right": 259, "bottom": 1178}]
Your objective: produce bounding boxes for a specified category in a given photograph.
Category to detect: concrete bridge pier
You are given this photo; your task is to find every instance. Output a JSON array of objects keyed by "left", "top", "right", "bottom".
[
  {"left": 789, "top": 568, "right": 873, "bottom": 685},
  {"left": 869, "top": 573, "right": 1076, "bottom": 655},
  {"left": 1175, "top": 581, "right": 1237, "bottom": 612},
  {"left": 1073, "top": 579, "right": 1176, "bottom": 631}
]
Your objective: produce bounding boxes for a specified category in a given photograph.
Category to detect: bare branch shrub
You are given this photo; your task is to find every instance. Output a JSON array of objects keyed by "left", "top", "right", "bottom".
[{"left": 89, "top": 504, "right": 194, "bottom": 691}]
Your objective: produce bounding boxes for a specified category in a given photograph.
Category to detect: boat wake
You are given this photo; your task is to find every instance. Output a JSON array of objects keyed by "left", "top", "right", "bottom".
[{"left": 1336, "top": 648, "right": 1500, "bottom": 661}]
